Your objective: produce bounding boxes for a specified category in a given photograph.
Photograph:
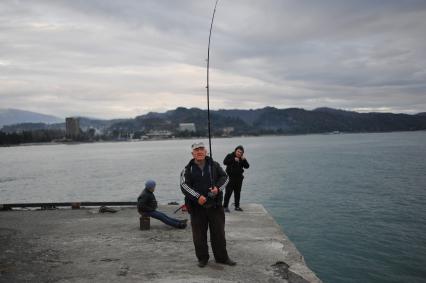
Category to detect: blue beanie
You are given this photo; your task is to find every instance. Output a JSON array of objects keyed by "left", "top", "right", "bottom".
[{"left": 145, "top": 180, "right": 156, "bottom": 190}]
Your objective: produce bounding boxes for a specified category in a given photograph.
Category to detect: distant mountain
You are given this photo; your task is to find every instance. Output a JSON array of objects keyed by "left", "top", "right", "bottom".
[
  {"left": 108, "top": 107, "right": 426, "bottom": 135},
  {"left": 2, "top": 107, "right": 426, "bottom": 136},
  {"left": 77, "top": 117, "right": 128, "bottom": 130},
  {"left": 0, "top": 116, "right": 127, "bottom": 133},
  {"left": 216, "top": 108, "right": 267, "bottom": 125},
  {"left": 107, "top": 107, "right": 249, "bottom": 135},
  {"left": 0, "top": 109, "right": 63, "bottom": 128}
]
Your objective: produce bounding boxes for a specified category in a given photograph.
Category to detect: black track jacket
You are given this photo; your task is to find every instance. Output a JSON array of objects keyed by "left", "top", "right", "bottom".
[{"left": 180, "top": 157, "right": 229, "bottom": 209}]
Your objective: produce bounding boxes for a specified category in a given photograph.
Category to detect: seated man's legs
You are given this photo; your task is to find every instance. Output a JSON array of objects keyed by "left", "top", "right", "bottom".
[{"left": 144, "top": 210, "right": 184, "bottom": 228}]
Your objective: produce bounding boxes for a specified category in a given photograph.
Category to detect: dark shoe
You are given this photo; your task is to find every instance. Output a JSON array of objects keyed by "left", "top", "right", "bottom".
[
  {"left": 235, "top": 207, "right": 243, "bottom": 211},
  {"left": 198, "top": 260, "right": 208, "bottom": 268},
  {"left": 217, "top": 258, "right": 236, "bottom": 266},
  {"left": 180, "top": 219, "right": 188, "bottom": 225},
  {"left": 224, "top": 207, "right": 230, "bottom": 213},
  {"left": 178, "top": 223, "right": 187, "bottom": 229}
]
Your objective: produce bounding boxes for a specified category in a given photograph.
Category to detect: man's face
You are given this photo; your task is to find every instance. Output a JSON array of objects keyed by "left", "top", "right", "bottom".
[
  {"left": 235, "top": 149, "right": 243, "bottom": 158},
  {"left": 192, "top": 147, "right": 207, "bottom": 161}
]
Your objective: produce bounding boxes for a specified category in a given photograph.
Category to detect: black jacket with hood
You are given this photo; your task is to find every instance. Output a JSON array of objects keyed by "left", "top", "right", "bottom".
[
  {"left": 180, "top": 157, "right": 228, "bottom": 210},
  {"left": 223, "top": 152, "right": 250, "bottom": 179},
  {"left": 137, "top": 188, "right": 158, "bottom": 213}
]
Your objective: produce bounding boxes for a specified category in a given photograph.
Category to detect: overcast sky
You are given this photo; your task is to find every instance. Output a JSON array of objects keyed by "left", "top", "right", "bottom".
[{"left": 1, "top": 0, "right": 425, "bottom": 119}]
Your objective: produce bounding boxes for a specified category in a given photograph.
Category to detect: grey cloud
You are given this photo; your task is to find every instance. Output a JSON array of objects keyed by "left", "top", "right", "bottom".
[{"left": 0, "top": 0, "right": 425, "bottom": 118}]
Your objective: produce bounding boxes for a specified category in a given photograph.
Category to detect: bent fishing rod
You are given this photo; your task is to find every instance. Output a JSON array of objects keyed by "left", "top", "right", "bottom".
[
  {"left": 206, "top": 0, "right": 219, "bottom": 191},
  {"left": 206, "top": 0, "right": 218, "bottom": 161}
]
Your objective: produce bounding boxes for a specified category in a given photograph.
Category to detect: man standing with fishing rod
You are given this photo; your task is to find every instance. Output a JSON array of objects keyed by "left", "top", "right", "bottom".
[
  {"left": 180, "top": 0, "right": 236, "bottom": 268},
  {"left": 180, "top": 142, "right": 236, "bottom": 267}
]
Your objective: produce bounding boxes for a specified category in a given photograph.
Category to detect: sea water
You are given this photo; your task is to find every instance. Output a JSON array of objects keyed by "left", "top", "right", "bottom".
[{"left": 1, "top": 131, "right": 425, "bottom": 283}]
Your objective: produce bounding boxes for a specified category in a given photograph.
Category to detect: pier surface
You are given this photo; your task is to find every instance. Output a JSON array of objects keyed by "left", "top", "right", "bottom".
[{"left": 0, "top": 203, "right": 321, "bottom": 282}]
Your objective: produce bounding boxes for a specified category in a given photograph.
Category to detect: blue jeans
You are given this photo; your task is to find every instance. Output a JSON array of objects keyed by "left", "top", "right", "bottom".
[{"left": 144, "top": 210, "right": 182, "bottom": 228}]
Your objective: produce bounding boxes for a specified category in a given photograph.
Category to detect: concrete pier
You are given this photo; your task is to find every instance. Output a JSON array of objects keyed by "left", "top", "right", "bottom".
[{"left": 0, "top": 203, "right": 321, "bottom": 282}]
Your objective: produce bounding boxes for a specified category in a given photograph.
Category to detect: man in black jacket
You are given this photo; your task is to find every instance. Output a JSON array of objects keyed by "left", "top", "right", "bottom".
[
  {"left": 138, "top": 180, "right": 187, "bottom": 229},
  {"left": 180, "top": 142, "right": 236, "bottom": 268},
  {"left": 223, "top": 145, "right": 250, "bottom": 212}
]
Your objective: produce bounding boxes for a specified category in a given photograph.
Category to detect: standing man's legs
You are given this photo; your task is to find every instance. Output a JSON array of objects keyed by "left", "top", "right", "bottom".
[
  {"left": 223, "top": 179, "right": 235, "bottom": 209},
  {"left": 233, "top": 178, "right": 243, "bottom": 209},
  {"left": 190, "top": 207, "right": 210, "bottom": 263},
  {"left": 207, "top": 207, "right": 229, "bottom": 262}
]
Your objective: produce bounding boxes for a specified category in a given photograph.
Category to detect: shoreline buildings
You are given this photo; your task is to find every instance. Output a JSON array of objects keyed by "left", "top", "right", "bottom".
[{"left": 65, "top": 117, "right": 80, "bottom": 140}]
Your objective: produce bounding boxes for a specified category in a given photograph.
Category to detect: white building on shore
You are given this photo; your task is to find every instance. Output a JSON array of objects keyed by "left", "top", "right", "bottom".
[{"left": 178, "top": 123, "right": 196, "bottom": 132}]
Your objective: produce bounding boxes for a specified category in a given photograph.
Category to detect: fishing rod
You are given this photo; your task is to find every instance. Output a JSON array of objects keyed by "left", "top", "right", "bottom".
[{"left": 206, "top": 0, "right": 218, "bottom": 162}]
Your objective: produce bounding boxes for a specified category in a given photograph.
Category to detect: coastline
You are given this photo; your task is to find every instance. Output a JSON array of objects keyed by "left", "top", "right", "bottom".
[{"left": 1, "top": 129, "right": 426, "bottom": 148}]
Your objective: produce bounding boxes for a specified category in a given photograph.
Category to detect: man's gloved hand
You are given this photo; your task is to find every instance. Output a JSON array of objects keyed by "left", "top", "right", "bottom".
[{"left": 198, "top": 195, "right": 207, "bottom": 205}]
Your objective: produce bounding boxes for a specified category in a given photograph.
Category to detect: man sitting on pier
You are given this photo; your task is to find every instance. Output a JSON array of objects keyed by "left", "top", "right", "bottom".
[{"left": 137, "top": 180, "right": 187, "bottom": 229}]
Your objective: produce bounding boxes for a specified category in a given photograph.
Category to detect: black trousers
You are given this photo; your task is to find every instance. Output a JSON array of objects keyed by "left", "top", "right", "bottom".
[
  {"left": 190, "top": 206, "right": 229, "bottom": 262},
  {"left": 223, "top": 177, "right": 243, "bottom": 208}
]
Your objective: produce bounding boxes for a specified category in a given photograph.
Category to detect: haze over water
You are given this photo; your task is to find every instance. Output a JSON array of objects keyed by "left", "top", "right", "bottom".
[{"left": 1, "top": 131, "right": 426, "bottom": 283}]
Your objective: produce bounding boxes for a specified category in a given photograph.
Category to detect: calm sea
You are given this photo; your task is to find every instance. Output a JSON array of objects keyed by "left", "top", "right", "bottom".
[{"left": 1, "top": 132, "right": 426, "bottom": 283}]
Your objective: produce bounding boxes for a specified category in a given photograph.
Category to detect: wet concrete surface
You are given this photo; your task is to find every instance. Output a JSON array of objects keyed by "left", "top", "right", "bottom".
[{"left": 0, "top": 204, "right": 321, "bottom": 282}]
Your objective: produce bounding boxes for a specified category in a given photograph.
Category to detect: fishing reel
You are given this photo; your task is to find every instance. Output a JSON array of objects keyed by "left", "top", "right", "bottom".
[
  {"left": 207, "top": 191, "right": 215, "bottom": 199},
  {"left": 203, "top": 191, "right": 217, "bottom": 208}
]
